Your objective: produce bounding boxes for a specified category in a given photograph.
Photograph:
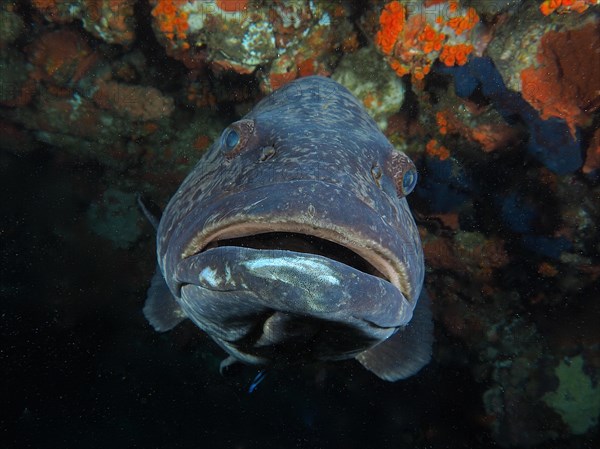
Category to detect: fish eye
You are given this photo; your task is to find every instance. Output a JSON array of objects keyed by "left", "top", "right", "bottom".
[
  {"left": 223, "top": 128, "right": 240, "bottom": 150},
  {"left": 220, "top": 119, "right": 255, "bottom": 160},
  {"left": 402, "top": 167, "right": 418, "bottom": 195}
]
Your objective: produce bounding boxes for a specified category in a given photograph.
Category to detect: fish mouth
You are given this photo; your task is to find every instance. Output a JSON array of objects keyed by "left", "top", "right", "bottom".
[
  {"left": 206, "top": 231, "right": 387, "bottom": 279},
  {"left": 182, "top": 221, "right": 409, "bottom": 299},
  {"left": 176, "top": 225, "right": 414, "bottom": 360}
]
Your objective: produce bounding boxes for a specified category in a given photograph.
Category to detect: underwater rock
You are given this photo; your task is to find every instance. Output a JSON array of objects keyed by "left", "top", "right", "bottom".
[
  {"left": 416, "top": 151, "right": 474, "bottom": 213},
  {"left": 465, "top": 0, "right": 523, "bottom": 16},
  {"left": 437, "top": 57, "right": 584, "bottom": 174},
  {"left": 0, "top": 48, "right": 35, "bottom": 108},
  {"left": 0, "top": 6, "right": 24, "bottom": 47},
  {"left": 485, "top": 0, "right": 599, "bottom": 96},
  {"left": 87, "top": 188, "right": 143, "bottom": 249},
  {"left": 332, "top": 46, "right": 405, "bottom": 130},
  {"left": 92, "top": 80, "right": 174, "bottom": 122},
  {"left": 583, "top": 128, "right": 600, "bottom": 174},
  {"left": 543, "top": 355, "right": 600, "bottom": 435},
  {"left": 149, "top": 0, "right": 354, "bottom": 92},
  {"left": 423, "top": 230, "right": 509, "bottom": 280},
  {"left": 0, "top": 26, "right": 179, "bottom": 170},
  {"left": 520, "top": 21, "right": 600, "bottom": 138},
  {"left": 480, "top": 316, "right": 558, "bottom": 447},
  {"left": 368, "top": 0, "right": 484, "bottom": 81},
  {"left": 31, "top": 0, "right": 136, "bottom": 46},
  {"left": 431, "top": 96, "right": 521, "bottom": 154},
  {"left": 28, "top": 29, "right": 100, "bottom": 88}
]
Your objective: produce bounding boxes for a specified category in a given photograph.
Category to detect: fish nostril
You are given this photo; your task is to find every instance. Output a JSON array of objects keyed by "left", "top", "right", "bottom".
[
  {"left": 259, "top": 146, "right": 276, "bottom": 162},
  {"left": 371, "top": 164, "right": 383, "bottom": 187}
]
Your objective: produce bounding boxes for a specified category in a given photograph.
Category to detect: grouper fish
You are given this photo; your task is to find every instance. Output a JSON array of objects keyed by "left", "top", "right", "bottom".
[{"left": 144, "top": 76, "right": 433, "bottom": 381}]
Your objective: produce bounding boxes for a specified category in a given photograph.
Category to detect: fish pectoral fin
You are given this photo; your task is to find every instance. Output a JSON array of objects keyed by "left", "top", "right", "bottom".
[
  {"left": 355, "top": 291, "right": 434, "bottom": 381},
  {"left": 219, "top": 356, "right": 240, "bottom": 376},
  {"left": 143, "top": 268, "right": 187, "bottom": 332},
  {"left": 136, "top": 194, "right": 161, "bottom": 230}
]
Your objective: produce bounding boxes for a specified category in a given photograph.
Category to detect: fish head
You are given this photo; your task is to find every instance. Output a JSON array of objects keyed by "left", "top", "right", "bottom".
[{"left": 154, "top": 76, "right": 424, "bottom": 367}]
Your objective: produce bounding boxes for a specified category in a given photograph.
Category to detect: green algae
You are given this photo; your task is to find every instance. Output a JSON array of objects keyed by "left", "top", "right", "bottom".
[
  {"left": 543, "top": 356, "right": 600, "bottom": 435},
  {"left": 87, "top": 188, "right": 142, "bottom": 249}
]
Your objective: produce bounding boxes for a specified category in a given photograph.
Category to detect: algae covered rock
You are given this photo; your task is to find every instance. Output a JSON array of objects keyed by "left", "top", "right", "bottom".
[
  {"left": 332, "top": 46, "right": 404, "bottom": 130},
  {"left": 87, "top": 188, "right": 143, "bottom": 249},
  {"left": 543, "top": 355, "right": 600, "bottom": 435}
]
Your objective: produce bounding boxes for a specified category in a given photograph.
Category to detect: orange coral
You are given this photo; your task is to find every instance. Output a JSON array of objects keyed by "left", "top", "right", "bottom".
[
  {"left": 152, "top": 0, "right": 189, "bottom": 41},
  {"left": 269, "top": 71, "right": 296, "bottom": 91},
  {"left": 297, "top": 58, "right": 318, "bottom": 77},
  {"left": 435, "top": 110, "right": 463, "bottom": 136},
  {"left": 426, "top": 139, "right": 450, "bottom": 160},
  {"left": 446, "top": 7, "right": 479, "bottom": 35},
  {"left": 439, "top": 43, "right": 474, "bottom": 66},
  {"left": 375, "top": 1, "right": 405, "bottom": 55},
  {"left": 436, "top": 111, "right": 448, "bottom": 135},
  {"left": 539, "top": 0, "right": 595, "bottom": 15},
  {"left": 520, "top": 22, "right": 600, "bottom": 137},
  {"left": 374, "top": 0, "right": 480, "bottom": 80},
  {"left": 215, "top": 0, "right": 248, "bottom": 12},
  {"left": 470, "top": 124, "right": 520, "bottom": 153},
  {"left": 31, "top": 0, "right": 59, "bottom": 16},
  {"left": 29, "top": 29, "right": 99, "bottom": 86},
  {"left": 419, "top": 24, "right": 445, "bottom": 54},
  {"left": 538, "top": 262, "right": 559, "bottom": 277}
]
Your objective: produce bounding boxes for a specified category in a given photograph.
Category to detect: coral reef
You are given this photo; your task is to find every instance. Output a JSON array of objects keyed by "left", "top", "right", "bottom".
[
  {"left": 332, "top": 47, "right": 405, "bottom": 130},
  {"left": 0, "top": 48, "right": 35, "bottom": 108},
  {"left": 436, "top": 56, "right": 583, "bottom": 174},
  {"left": 543, "top": 355, "right": 600, "bottom": 435},
  {"left": 0, "top": 5, "right": 24, "bottom": 47},
  {"left": 92, "top": 80, "right": 174, "bottom": 121},
  {"left": 372, "top": 0, "right": 482, "bottom": 80},
  {"left": 485, "top": 0, "right": 599, "bottom": 94},
  {"left": 520, "top": 22, "right": 600, "bottom": 137},
  {"left": 539, "top": 0, "right": 598, "bottom": 15},
  {"left": 31, "top": 0, "right": 136, "bottom": 45},
  {"left": 149, "top": 0, "right": 354, "bottom": 92}
]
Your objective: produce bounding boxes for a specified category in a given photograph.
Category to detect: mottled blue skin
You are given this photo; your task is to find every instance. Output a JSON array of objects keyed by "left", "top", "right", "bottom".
[{"left": 150, "top": 77, "right": 429, "bottom": 378}]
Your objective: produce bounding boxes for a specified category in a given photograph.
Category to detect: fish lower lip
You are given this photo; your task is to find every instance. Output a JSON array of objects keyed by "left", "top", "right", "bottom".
[{"left": 176, "top": 246, "right": 412, "bottom": 329}]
